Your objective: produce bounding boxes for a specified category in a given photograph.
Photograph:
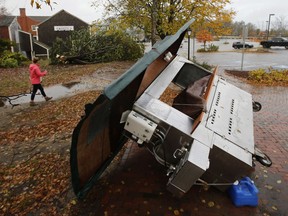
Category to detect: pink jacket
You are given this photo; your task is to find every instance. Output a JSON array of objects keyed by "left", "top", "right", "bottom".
[{"left": 29, "top": 63, "right": 47, "bottom": 84}]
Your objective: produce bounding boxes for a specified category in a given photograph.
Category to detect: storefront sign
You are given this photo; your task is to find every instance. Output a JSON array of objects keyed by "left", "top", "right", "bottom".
[{"left": 54, "top": 26, "right": 74, "bottom": 31}]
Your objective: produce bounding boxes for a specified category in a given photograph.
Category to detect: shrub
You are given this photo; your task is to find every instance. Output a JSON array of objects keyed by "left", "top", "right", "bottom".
[
  {"left": 197, "top": 48, "right": 206, "bottom": 52},
  {"left": 248, "top": 68, "right": 288, "bottom": 85},
  {"left": 0, "top": 50, "right": 28, "bottom": 68},
  {"left": 0, "top": 58, "right": 18, "bottom": 68},
  {"left": 0, "top": 39, "right": 14, "bottom": 53},
  {"left": 197, "top": 44, "right": 219, "bottom": 52},
  {"left": 207, "top": 44, "right": 219, "bottom": 52},
  {"left": 248, "top": 68, "right": 267, "bottom": 82}
]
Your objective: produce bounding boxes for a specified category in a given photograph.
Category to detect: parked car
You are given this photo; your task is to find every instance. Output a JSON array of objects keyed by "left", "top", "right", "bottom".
[
  {"left": 260, "top": 37, "right": 288, "bottom": 49},
  {"left": 232, "top": 42, "right": 254, "bottom": 49}
]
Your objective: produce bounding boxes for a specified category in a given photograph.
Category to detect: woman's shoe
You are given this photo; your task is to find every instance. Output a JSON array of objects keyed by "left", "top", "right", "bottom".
[
  {"left": 30, "top": 101, "right": 37, "bottom": 106},
  {"left": 45, "top": 97, "right": 53, "bottom": 101}
]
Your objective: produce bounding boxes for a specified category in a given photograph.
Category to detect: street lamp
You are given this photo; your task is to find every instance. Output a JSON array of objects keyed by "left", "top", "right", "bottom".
[
  {"left": 187, "top": 27, "right": 192, "bottom": 60},
  {"left": 267, "top": 14, "right": 275, "bottom": 40},
  {"left": 265, "top": 21, "right": 268, "bottom": 36}
]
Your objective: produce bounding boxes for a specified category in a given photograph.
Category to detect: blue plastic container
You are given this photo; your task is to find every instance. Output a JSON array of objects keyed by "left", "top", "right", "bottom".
[{"left": 228, "top": 177, "right": 259, "bottom": 207}]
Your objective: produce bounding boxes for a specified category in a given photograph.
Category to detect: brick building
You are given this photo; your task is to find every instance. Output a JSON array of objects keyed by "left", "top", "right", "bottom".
[
  {"left": 17, "top": 8, "right": 49, "bottom": 39},
  {"left": 0, "top": 15, "right": 20, "bottom": 52}
]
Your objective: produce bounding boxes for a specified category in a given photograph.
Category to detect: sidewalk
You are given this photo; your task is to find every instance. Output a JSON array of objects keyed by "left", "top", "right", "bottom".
[{"left": 71, "top": 77, "right": 288, "bottom": 216}]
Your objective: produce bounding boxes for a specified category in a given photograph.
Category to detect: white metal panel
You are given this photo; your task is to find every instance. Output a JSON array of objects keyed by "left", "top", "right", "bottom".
[
  {"left": 191, "top": 124, "right": 214, "bottom": 148},
  {"left": 167, "top": 139, "right": 210, "bottom": 194},
  {"left": 206, "top": 78, "right": 254, "bottom": 153},
  {"left": 144, "top": 56, "right": 186, "bottom": 99},
  {"left": 134, "top": 97, "right": 194, "bottom": 136},
  {"left": 187, "top": 139, "right": 210, "bottom": 170},
  {"left": 213, "top": 134, "right": 253, "bottom": 166}
]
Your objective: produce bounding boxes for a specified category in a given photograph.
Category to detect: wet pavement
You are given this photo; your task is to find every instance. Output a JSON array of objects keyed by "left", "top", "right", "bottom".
[
  {"left": 177, "top": 39, "right": 288, "bottom": 71},
  {"left": 71, "top": 45, "right": 288, "bottom": 215},
  {"left": 3, "top": 66, "right": 122, "bottom": 106}
]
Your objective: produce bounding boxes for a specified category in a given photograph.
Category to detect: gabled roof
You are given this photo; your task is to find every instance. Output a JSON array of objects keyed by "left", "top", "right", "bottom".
[
  {"left": 37, "top": 9, "right": 89, "bottom": 26},
  {"left": 27, "top": 16, "right": 50, "bottom": 23},
  {"left": 0, "top": 16, "right": 16, "bottom": 27}
]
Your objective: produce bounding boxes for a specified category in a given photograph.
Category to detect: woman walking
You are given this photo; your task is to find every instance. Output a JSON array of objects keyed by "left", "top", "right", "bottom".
[{"left": 29, "top": 57, "right": 52, "bottom": 106}]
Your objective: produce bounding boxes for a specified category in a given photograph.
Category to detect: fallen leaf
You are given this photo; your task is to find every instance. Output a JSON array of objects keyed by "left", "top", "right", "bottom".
[
  {"left": 174, "top": 209, "right": 180, "bottom": 215},
  {"left": 208, "top": 201, "right": 215, "bottom": 207},
  {"left": 272, "top": 206, "right": 278, "bottom": 211},
  {"left": 265, "top": 185, "right": 273, "bottom": 190}
]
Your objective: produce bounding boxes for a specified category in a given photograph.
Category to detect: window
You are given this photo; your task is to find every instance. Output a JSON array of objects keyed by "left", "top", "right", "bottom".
[{"left": 31, "top": 25, "right": 38, "bottom": 31}]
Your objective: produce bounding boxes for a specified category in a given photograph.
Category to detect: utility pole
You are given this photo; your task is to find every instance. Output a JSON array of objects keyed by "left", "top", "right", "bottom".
[
  {"left": 241, "top": 23, "right": 247, "bottom": 71},
  {"left": 267, "top": 14, "right": 275, "bottom": 40}
]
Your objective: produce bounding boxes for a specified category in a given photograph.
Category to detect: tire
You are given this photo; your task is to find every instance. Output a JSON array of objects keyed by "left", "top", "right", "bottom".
[
  {"left": 253, "top": 101, "right": 262, "bottom": 112},
  {"left": 285, "top": 46, "right": 288, "bottom": 49},
  {"left": 255, "top": 153, "right": 272, "bottom": 167}
]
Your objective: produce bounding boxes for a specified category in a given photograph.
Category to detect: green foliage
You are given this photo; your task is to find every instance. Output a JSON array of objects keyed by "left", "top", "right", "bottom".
[
  {"left": 193, "top": 59, "right": 214, "bottom": 71},
  {"left": 0, "top": 39, "right": 27, "bottom": 68},
  {"left": 248, "top": 68, "right": 288, "bottom": 85},
  {"left": 197, "top": 44, "right": 219, "bottom": 52},
  {"left": 50, "top": 29, "right": 144, "bottom": 64},
  {"left": 207, "top": 44, "right": 219, "bottom": 52},
  {"left": 197, "top": 48, "right": 206, "bottom": 52},
  {"left": 0, "top": 39, "right": 13, "bottom": 53},
  {"left": 0, "top": 50, "right": 28, "bottom": 68},
  {"left": 0, "top": 58, "right": 18, "bottom": 68}
]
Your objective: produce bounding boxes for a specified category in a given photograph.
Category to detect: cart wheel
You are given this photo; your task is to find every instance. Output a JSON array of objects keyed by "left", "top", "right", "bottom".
[
  {"left": 253, "top": 101, "right": 262, "bottom": 112},
  {"left": 255, "top": 153, "right": 272, "bottom": 167}
]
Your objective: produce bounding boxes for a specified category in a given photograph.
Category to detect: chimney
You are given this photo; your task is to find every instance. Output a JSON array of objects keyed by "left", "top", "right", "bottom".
[{"left": 20, "top": 8, "right": 26, "bottom": 17}]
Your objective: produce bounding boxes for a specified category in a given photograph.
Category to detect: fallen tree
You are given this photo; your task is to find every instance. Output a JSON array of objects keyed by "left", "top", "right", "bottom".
[{"left": 50, "top": 29, "right": 144, "bottom": 64}]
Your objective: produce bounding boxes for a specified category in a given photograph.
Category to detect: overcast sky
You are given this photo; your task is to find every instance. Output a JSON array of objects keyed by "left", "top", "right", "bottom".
[{"left": 2, "top": 0, "right": 288, "bottom": 29}]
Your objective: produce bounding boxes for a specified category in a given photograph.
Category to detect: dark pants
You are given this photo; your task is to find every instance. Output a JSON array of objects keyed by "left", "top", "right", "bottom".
[{"left": 31, "top": 84, "right": 46, "bottom": 100}]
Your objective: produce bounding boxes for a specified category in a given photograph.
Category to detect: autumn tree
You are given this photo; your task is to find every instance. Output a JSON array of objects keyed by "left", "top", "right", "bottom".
[
  {"left": 196, "top": 30, "right": 213, "bottom": 50},
  {"left": 99, "top": 0, "right": 235, "bottom": 45}
]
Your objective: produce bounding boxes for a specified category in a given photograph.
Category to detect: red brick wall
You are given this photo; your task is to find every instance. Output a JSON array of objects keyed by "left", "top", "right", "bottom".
[
  {"left": 0, "top": 26, "right": 10, "bottom": 39},
  {"left": 17, "top": 8, "right": 40, "bottom": 36}
]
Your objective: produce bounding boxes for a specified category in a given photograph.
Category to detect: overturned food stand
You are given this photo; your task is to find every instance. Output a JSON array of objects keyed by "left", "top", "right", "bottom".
[{"left": 70, "top": 19, "right": 271, "bottom": 199}]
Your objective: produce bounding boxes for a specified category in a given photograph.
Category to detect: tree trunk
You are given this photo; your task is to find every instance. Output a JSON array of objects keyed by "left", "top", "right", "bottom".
[{"left": 151, "top": 0, "right": 158, "bottom": 45}]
